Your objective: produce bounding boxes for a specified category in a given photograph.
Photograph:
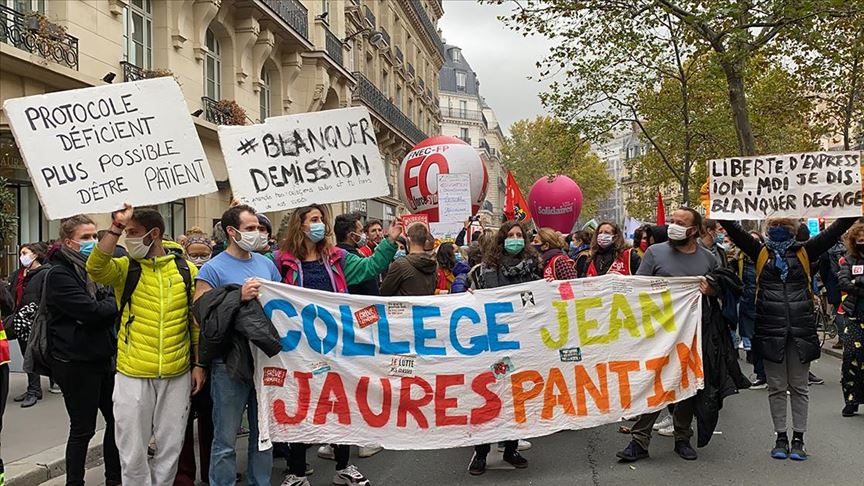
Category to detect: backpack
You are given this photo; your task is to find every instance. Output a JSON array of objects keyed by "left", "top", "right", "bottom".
[
  {"left": 754, "top": 246, "right": 811, "bottom": 295},
  {"left": 22, "top": 267, "right": 53, "bottom": 376},
  {"left": 118, "top": 256, "right": 192, "bottom": 330}
]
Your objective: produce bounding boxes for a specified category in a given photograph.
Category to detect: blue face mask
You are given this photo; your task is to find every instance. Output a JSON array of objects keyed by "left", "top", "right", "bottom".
[
  {"left": 767, "top": 226, "right": 792, "bottom": 243},
  {"left": 77, "top": 239, "right": 96, "bottom": 257},
  {"left": 394, "top": 250, "right": 406, "bottom": 260},
  {"left": 307, "top": 222, "right": 326, "bottom": 243},
  {"left": 714, "top": 234, "right": 725, "bottom": 246},
  {"left": 455, "top": 252, "right": 463, "bottom": 262}
]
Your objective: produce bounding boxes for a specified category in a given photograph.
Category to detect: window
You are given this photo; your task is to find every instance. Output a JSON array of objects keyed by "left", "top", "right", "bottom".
[
  {"left": 407, "top": 98, "right": 413, "bottom": 119},
  {"left": 321, "top": 0, "right": 330, "bottom": 22},
  {"left": 204, "top": 29, "right": 221, "bottom": 99},
  {"left": 8, "top": 1, "right": 45, "bottom": 13},
  {"left": 382, "top": 69, "right": 389, "bottom": 97},
  {"left": 123, "top": 0, "right": 152, "bottom": 68},
  {"left": 259, "top": 67, "right": 271, "bottom": 122},
  {"left": 460, "top": 127, "right": 469, "bottom": 142},
  {"left": 395, "top": 85, "right": 402, "bottom": 110},
  {"left": 157, "top": 201, "right": 186, "bottom": 241},
  {"left": 455, "top": 71, "right": 466, "bottom": 91},
  {"left": 451, "top": 48, "right": 460, "bottom": 63},
  {"left": 459, "top": 100, "right": 467, "bottom": 117}
]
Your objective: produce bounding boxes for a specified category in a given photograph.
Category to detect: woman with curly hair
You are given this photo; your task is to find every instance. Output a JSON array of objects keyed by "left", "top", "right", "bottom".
[{"left": 837, "top": 222, "right": 864, "bottom": 417}]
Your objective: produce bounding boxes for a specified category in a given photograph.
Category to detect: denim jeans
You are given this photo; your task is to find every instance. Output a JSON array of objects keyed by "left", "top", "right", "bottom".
[{"left": 209, "top": 361, "right": 272, "bottom": 486}]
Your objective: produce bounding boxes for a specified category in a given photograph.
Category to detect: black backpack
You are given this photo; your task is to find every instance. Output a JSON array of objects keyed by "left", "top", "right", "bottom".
[{"left": 118, "top": 256, "right": 192, "bottom": 341}]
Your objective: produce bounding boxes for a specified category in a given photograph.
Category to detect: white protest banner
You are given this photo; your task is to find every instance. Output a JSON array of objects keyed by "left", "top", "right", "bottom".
[
  {"left": 218, "top": 107, "right": 388, "bottom": 212},
  {"left": 254, "top": 275, "right": 703, "bottom": 450},
  {"left": 708, "top": 151, "right": 863, "bottom": 220},
  {"left": 429, "top": 222, "right": 464, "bottom": 242},
  {"left": 437, "top": 173, "right": 472, "bottom": 223},
  {"left": 2, "top": 77, "right": 215, "bottom": 220}
]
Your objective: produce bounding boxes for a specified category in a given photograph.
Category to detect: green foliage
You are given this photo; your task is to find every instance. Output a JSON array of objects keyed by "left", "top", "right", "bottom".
[
  {"left": 502, "top": 116, "right": 614, "bottom": 217},
  {"left": 0, "top": 177, "right": 17, "bottom": 243}
]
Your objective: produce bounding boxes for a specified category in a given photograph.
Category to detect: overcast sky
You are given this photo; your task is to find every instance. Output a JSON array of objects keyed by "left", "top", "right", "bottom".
[{"left": 438, "top": 0, "right": 553, "bottom": 136}]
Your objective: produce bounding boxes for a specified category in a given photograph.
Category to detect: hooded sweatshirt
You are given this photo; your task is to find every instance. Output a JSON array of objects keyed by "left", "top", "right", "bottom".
[{"left": 380, "top": 253, "right": 438, "bottom": 297}]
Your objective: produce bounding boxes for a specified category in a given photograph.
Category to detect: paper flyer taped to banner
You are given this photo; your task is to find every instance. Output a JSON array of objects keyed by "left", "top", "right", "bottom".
[{"left": 253, "top": 274, "right": 704, "bottom": 450}]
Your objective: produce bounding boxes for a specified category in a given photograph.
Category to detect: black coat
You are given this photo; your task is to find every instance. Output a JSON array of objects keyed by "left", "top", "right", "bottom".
[
  {"left": 193, "top": 285, "right": 282, "bottom": 385},
  {"left": 838, "top": 253, "right": 864, "bottom": 317},
  {"left": 720, "top": 218, "right": 857, "bottom": 364}
]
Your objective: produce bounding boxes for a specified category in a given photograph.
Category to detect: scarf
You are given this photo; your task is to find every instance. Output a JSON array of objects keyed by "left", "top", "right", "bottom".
[
  {"left": 765, "top": 239, "right": 795, "bottom": 282},
  {"left": 60, "top": 246, "right": 99, "bottom": 297},
  {"left": 592, "top": 246, "right": 615, "bottom": 276},
  {"left": 499, "top": 254, "right": 538, "bottom": 280}
]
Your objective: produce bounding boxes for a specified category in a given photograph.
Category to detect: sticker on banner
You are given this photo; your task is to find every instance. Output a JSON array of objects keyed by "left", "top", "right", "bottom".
[
  {"left": 558, "top": 282, "right": 575, "bottom": 300},
  {"left": 388, "top": 355, "right": 416, "bottom": 377},
  {"left": 559, "top": 347, "right": 583, "bottom": 362},
  {"left": 520, "top": 291, "right": 535, "bottom": 307},
  {"left": 853, "top": 265, "right": 864, "bottom": 276},
  {"left": 311, "top": 360, "right": 331, "bottom": 375},
  {"left": 262, "top": 367, "right": 287, "bottom": 386},
  {"left": 611, "top": 281, "right": 632, "bottom": 295},
  {"left": 387, "top": 302, "right": 408, "bottom": 317},
  {"left": 650, "top": 279, "right": 670, "bottom": 292},
  {"left": 355, "top": 305, "right": 380, "bottom": 329},
  {"left": 491, "top": 357, "right": 515, "bottom": 381}
]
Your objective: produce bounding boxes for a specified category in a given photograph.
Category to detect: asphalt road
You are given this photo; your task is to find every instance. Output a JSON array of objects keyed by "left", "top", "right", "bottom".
[{"left": 48, "top": 353, "right": 863, "bottom": 486}]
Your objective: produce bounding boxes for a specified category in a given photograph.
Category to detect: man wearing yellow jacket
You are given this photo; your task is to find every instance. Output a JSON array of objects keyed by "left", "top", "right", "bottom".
[{"left": 87, "top": 204, "right": 206, "bottom": 486}]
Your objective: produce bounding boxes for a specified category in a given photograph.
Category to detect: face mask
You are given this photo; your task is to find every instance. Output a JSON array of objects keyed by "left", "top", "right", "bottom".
[
  {"left": 394, "top": 250, "right": 406, "bottom": 260},
  {"left": 532, "top": 244, "right": 543, "bottom": 253},
  {"left": 504, "top": 238, "right": 525, "bottom": 255},
  {"left": 354, "top": 232, "right": 367, "bottom": 248},
  {"left": 19, "top": 253, "right": 35, "bottom": 268},
  {"left": 714, "top": 233, "right": 725, "bottom": 246},
  {"left": 569, "top": 241, "right": 577, "bottom": 250},
  {"left": 232, "top": 228, "right": 262, "bottom": 252},
  {"left": 189, "top": 255, "right": 211, "bottom": 266},
  {"left": 767, "top": 226, "right": 792, "bottom": 243},
  {"left": 639, "top": 240, "right": 649, "bottom": 252},
  {"left": 857, "top": 244, "right": 864, "bottom": 255},
  {"left": 455, "top": 252, "right": 463, "bottom": 262},
  {"left": 597, "top": 233, "right": 614, "bottom": 248},
  {"left": 77, "top": 239, "right": 97, "bottom": 257},
  {"left": 307, "top": 222, "right": 326, "bottom": 243},
  {"left": 126, "top": 231, "right": 154, "bottom": 259},
  {"left": 717, "top": 243, "right": 729, "bottom": 252},
  {"left": 667, "top": 223, "right": 692, "bottom": 242}
]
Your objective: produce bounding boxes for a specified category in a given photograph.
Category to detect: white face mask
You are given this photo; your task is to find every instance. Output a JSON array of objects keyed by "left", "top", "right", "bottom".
[
  {"left": 19, "top": 253, "right": 35, "bottom": 268},
  {"left": 126, "top": 230, "right": 155, "bottom": 259},
  {"left": 667, "top": 223, "right": 692, "bottom": 241},
  {"left": 597, "top": 233, "right": 614, "bottom": 248},
  {"left": 232, "top": 228, "right": 263, "bottom": 252}
]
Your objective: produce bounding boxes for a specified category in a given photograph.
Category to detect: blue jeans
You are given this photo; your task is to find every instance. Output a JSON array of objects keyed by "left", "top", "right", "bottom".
[{"left": 209, "top": 361, "right": 272, "bottom": 486}]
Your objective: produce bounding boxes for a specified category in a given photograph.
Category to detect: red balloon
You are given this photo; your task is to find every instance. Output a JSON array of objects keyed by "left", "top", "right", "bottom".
[
  {"left": 528, "top": 175, "right": 583, "bottom": 233},
  {"left": 397, "top": 136, "right": 488, "bottom": 222}
]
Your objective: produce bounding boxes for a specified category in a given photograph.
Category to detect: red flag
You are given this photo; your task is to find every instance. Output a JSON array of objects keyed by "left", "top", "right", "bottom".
[
  {"left": 504, "top": 171, "right": 532, "bottom": 222},
  {"left": 656, "top": 191, "right": 666, "bottom": 225}
]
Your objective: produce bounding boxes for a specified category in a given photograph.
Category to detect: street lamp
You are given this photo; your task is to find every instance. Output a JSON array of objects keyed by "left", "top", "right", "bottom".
[{"left": 342, "top": 28, "right": 388, "bottom": 50}]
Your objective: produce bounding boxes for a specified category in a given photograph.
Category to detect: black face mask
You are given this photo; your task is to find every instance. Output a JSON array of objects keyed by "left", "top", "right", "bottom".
[{"left": 857, "top": 243, "right": 864, "bottom": 255}]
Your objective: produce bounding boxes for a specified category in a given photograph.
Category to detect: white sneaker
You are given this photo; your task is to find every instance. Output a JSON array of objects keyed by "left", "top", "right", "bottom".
[
  {"left": 653, "top": 414, "right": 673, "bottom": 431},
  {"left": 333, "top": 464, "right": 370, "bottom": 486},
  {"left": 281, "top": 474, "right": 311, "bottom": 486},
  {"left": 497, "top": 439, "right": 532, "bottom": 452},
  {"left": 318, "top": 444, "right": 335, "bottom": 460},
  {"left": 657, "top": 425, "right": 674, "bottom": 437},
  {"left": 358, "top": 445, "right": 383, "bottom": 458}
]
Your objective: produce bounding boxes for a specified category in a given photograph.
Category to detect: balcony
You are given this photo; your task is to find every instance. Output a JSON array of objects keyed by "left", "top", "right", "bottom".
[
  {"left": 380, "top": 28, "right": 390, "bottom": 47},
  {"left": 201, "top": 97, "right": 243, "bottom": 126},
  {"left": 261, "top": 0, "right": 309, "bottom": 41},
  {"left": 0, "top": 5, "right": 79, "bottom": 70},
  {"left": 418, "top": 78, "right": 425, "bottom": 91},
  {"left": 480, "top": 138, "right": 491, "bottom": 152},
  {"left": 325, "top": 27, "right": 342, "bottom": 66},
  {"left": 407, "top": 62, "right": 415, "bottom": 79},
  {"left": 395, "top": 46, "right": 404, "bottom": 65},
  {"left": 363, "top": 5, "right": 376, "bottom": 28},
  {"left": 352, "top": 72, "right": 427, "bottom": 145},
  {"left": 408, "top": 0, "right": 446, "bottom": 59},
  {"left": 440, "top": 107, "right": 484, "bottom": 121},
  {"left": 121, "top": 61, "right": 143, "bottom": 82},
  {"left": 458, "top": 136, "right": 471, "bottom": 145}
]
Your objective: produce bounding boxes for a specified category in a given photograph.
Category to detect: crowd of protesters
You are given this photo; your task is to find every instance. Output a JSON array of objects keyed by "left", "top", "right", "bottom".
[{"left": 0, "top": 200, "right": 860, "bottom": 485}]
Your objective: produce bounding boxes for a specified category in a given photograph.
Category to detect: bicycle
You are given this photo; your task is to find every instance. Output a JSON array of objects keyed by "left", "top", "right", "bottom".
[{"left": 813, "top": 289, "right": 837, "bottom": 348}]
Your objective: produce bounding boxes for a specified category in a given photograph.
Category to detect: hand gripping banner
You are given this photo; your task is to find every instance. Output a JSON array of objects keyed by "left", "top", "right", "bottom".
[{"left": 254, "top": 274, "right": 704, "bottom": 450}]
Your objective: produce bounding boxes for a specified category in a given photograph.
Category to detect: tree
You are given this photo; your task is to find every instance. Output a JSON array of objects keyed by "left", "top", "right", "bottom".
[
  {"left": 500, "top": 0, "right": 861, "bottom": 156},
  {"left": 0, "top": 177, "right": 17, "bottom": 244},
  {"left": 502, "top": 116, "right": 614, "bottom": 217}
]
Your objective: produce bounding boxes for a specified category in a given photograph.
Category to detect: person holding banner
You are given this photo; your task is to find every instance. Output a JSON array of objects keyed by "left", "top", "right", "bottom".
[
  {"left": 585, "top": 222, "right": 640, "bottom": 277},
  {"left": 532, "top": 228, "right": 578, "bottom": 280},
  {"left": 837, "top": 223, "right": 864, "bottom": 417},
  {"left": 276, "top": 204, "right": 401, "bottom": 486},
  {"left": 719, "top": 215, "right": 857, "bottom": 461},
  {"left": 468, "top": 220, "right": 541, "bottom": 476}
]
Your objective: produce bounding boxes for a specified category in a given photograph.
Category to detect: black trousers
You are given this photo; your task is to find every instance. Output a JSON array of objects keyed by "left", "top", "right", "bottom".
[
  {"left": 17, "top": 338, "right": 42, "bottom": 397},
  {"left": 287, "top": 443, "right": 350, "bottom": 476},
  {"left": 0, "top": 363, "right": 9, "bottom": 475},
  {"left": 475, "top": 440, "right": 517, "bottom": 457},
  {"left": 52, "top": 362, "right": 121, "bottom": 486}
]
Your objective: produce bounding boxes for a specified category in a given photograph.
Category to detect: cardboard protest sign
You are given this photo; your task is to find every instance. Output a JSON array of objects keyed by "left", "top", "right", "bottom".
[
  {"left": 254, "top": 274, "right": 703, "bottom": 450},
  {"left": 708, "top": 151, "right": 863, "bottom": 219},
  {"left": 2, "top": 77, "right": 215, "bottom": 220},
  {"left": 437, "top": 173, "right": 472, "bottom": 223},
  {"left": 218, "top": 107, "right": 388, "bottom": 212}
]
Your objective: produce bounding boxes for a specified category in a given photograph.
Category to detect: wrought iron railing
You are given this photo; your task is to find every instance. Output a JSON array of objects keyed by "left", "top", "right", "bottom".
[
  {"left": 395, "top": 46, "right": 404, "bottom": 64},
  {"left": 480, "top": 138, "right": 491, "bottom": 152},
  {"left": 325, "top": 27, "right": 342, "bottom": 66},
  {"left": 261, "top": 0, "right": 309, "bottom": 41},
  {"left": 380, "top": 27, "right": 390, "bottom": 47},
  {"left": 408, "top": 0, "right": 446, "bottom": 59},
  {"left": 407, "top": 62, "right": 415, "bottom": 78},
  {"left": 440, "top": 107, "right": 484, "bottom": 121},
  {"left": 363, "top": 5, "right": 376, "bottom": 28},
  {"left": 352, "top": 72, "right": 427, "bottom": 145},
  {"left": 458, "top": 136, "right": 472, "bottom": 145},
  {"left": 0, "top": 5, "right": 79, "bottom": 69},
  {"left": 121, "top": 61, "right": 143, "bottom": 82},
  {"left": 201, "top": 97, "right": 232, "bottom": 125},
  {"left": 418, "top": 78, "right": 425, "bottom": 91}
]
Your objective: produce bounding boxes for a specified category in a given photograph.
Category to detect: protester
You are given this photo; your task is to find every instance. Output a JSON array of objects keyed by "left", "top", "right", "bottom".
[
  {"left": 276, "top": 204, "right": 400, "bottom": 486},
  {"left": 617, "top": 208, "right": 718, "bottom": 463},
  {"left": 585, "top": 222, "right": 640, "bottom": 277},
  {"left": 457, "top": 243, "right": 484, "bottom": 293},
  {"left": 193, "top": 205, "right": 282, "bottom": 486},
  {"left": 737, "top": 231, "right": 767, "bottom": 389},
  {"left": 358, "top": 219, "right": 384, "bottom": 257},
  {"left": 822, "top": 238, "right": 846, "bottom": 349},
  {"left": 700, "top": 219, "right": 729, "bottom": 268},
  {"left": 719, "top": 215, "right": 857, "bottom": 460},
  {"left": 0, "top": 308, "right": 9, "bottom": 484},
  {"left": 97, "top": 230, "right": 129, "bottom": 257},
  {"left": 435, "top": 242, "right": 459, "bottom": 294},
  {"left": 569, "top": 230, "right": 592, "bottom": 275},
  {"left": 335, "top": 212, "right": 380, "bottom": 296},
  {"left": 256, "top": 213, "right": 275, "bottom": 260},
  {"left": 533, "top": 228, "right": 577, "bottom": 279},
  {"left": 47, "top": 215, "right": 121, "bottom": 486},
  {"left": 7, "top": 242, "right": 56, "bottom": 407},
  {"left": 87, "top": 204, "right": 204, "bottom": 485},
  {"left": 380, "top": 223, "right": 438, "bottom": 297},
  {"left": 837, "top": 222, "right": 864, "bottom": 417},
  {"left": 183, "top": 228, "right": 214, "bottom": 267},
  {"left": 469, "top": 220, "right": 541, "bottom": 476}
]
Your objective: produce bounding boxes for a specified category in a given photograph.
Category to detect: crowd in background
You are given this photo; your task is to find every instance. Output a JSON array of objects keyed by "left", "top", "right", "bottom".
[{"left": 0, "top": 201, "right": 861, "bottom": 485}]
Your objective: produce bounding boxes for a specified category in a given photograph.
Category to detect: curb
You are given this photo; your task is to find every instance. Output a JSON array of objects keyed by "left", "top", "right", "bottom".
[
  {"left": 6, "top": 429, "right": 105, "bottom": 486},
  {"left": 823, "top": 346, "right": 843, "bottom": 360}
]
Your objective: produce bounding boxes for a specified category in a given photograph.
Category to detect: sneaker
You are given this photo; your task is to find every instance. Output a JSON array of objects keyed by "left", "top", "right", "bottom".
[
  {"left": 21, "top": 393, "right": 38, "bottom": 408},
  {"left": 318, "top": 444, "right": 335, "bottom": 460},
  {"left": 616, "top": 441, "right": 649, "bottom": 462},
  {"left": 497, "top": 439, "right": 532, "bottom": 452},
  {"left": 657, "top": 425, "right": 674, "bottom": 437},
  {"left": 808, "top": 372, "right": 824, "bottom": 385},
  {"left": 306, "top": 463, "right": 315, "bottom": 476},
  {"left": 771, "top": 436, "right": 789, "bottom": 459},
  {"left": 674, "top": 440, "right": 697, "bottom": 460},
  {"left": 280, "top": 474, "right": 311, "bottom": 486},
  {"left": 842, "top": 403, "right": 858, "bottom": 417},
  {"left": 750, "top": 378, "right": 768, "bottom": 390},
  {"left": 468, "top": 454, "right": 486, "bottom": 476},
  {"left": 789, "top": 439, "right": 807, "bottom": 461},
  {"left": 653, "top": 414, "right": 673, "bottom": 431},
  {"left": 48, "top": 383, "right": 62, "bottom": 394},
  {"left": 13, "top": 391, "right": 29, "bottom": 402},
  {"left": 502, "top": 450, "right": 528, "bottom": 468},
  {"left": 332, "top": 465, "right": 370, "bottom": 486},
  {"left": 358, "top": 445, "right": 383, "bottom": 458}
]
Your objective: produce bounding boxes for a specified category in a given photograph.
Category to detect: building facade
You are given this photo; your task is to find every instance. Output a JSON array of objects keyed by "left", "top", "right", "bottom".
[
  {"left": 0, "top": 0, "right": 444, "bottom": 274},
  {"left": 438, "top": 43, "right": 506, "bottom": 227}
]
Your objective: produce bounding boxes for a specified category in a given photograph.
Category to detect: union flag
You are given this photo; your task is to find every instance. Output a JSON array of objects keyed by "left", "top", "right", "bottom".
[{"left": 504, "top": 171, "right": 532, "bottom": 222}]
